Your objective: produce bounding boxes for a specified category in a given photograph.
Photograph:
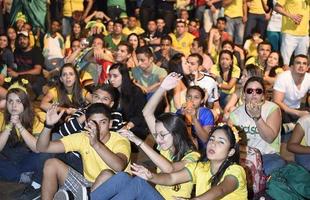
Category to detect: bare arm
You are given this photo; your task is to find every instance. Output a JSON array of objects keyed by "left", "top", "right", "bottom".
[
  {"left": 82, "top": 0, "right": 94, "bottom": 20},
  {"left": 192, "top": 118, "right": 212, "bottom": 143},
  {"left": 261, "top": 0, "right": 270, "bottom": 13},
  {"left": 219, "top": 77, "right": 238, "bottom": 90},
  {"left": 0, "top": 128, "right": 12, "bottom": 151},
  {"left": 287, "top": 123, "right": 310, "bottom": 154},
  {"left": 274, "top": 3, "right": 302, "bottom": 25},
  {"left": 255, "top": 107, "right": 281, "bottom": 143},
  {"left": 242, "top": 0, "right": 248, "bottom": 23},
  {"left": 273, "top": 90, "right": 309, "bottom": 117},
  {"left": 18, "top": 65, "right": 42, "bottom": 76},
  {"left": 193, "top": 175, "right": 239, "bottom": 200}
]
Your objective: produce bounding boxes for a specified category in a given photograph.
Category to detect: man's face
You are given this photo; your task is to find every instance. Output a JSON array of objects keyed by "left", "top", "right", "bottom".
[
  {"left": 176, "top": 22, "right": 186, "bottom": 35},
  {"left": 87, "top": 113, "right": 110, "bottom": 139},
  {"left": 156, "top": 19, "right": 165, "bottom": 30},
  {"left": 160, "top": 39, "right": 171, "bottom": 51},
  {"left": 128, "top": 17, "right": 137, "bottom": 28},
  {"left": 113, "top": 23, "right": 123, "bottom": 35},
  {"left": 187, "top": 56, "right": 199, "bottom": 73},
  {"left": 18, "top": 35, "right": 30, "bottom": 50},
  {"left": 92, "top": 89, "right": 114, "bottom": 107},
  {"left": 115, "top": 45, "right": 130, "bottom": 63},
  {"left": 216, "top": 20, "right": 226, "bottom": 31},
  {"left": 258, "top": 44, "right": 271, "bottom": 61},
  {"left": 292, "top": 57, "right": 309, "bottom": 75},
  {"left": 147, "top": 21, "right": 157, "bottom": 32},
  {"left": 51, "top": 21, "right": 61, "bottom": 33}
]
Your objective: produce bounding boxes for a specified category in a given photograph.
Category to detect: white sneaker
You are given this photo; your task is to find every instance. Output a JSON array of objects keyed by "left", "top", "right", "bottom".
[{"left": 53, "top": 189, "right": 69, "bottom": 200}]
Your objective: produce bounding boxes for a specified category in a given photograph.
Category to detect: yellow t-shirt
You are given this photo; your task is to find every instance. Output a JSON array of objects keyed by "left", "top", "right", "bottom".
[
  {"left": 156, "top": 150, "right": 200, "bottom": 200},
  {"left": 48, "top": 87, "right": 88, "bottom": 103},
  {"left": 248, "top": 0, "right": 267, "bottom": 14},
  {"left": 60, "top": 131, "right": 131, "bottom": 182},
  {"left": 245, "top": 57, "right": 264, "bottom": 71},
  {"left": 186, "top": 162, "right": 247, "bottom": 199},
  {"left": 211, "top": 64, "right": 241, "bottom": 94},
  {"left": 169, "top": 32, "right": 195, "bottom": 56},
  {"left": 63, "top": 0, "right": 84, "bottom": 17},
  {"left": 122, "top": 27, "right": 145, "bottom": 36},
  {"left": 224, "top": 0, "right": 244, "bottom": 18},
  {"left": 0, "top": 109, "right": 45, "bottom": 138},
  {"left": 277, "top": 0, "right": 309, "bottom": 36}
]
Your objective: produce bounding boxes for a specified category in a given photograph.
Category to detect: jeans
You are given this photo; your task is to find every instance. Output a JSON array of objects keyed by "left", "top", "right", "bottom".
[
  {"left": 195, "top": 5, "right": 206, "bottom": 24},
  {"left": 262, "top": 153, "right": 286, "bottom": 175},
  {"left": 280, "top": 33, "right": 309, "bottom": 66},
  {"left": 295, "top": 154, "right": 310, "bottom": 171},
  {"left": 244, "top": 13, "right": 267, "bottom": 41},
  {"left": 203, "top": 8, "right": 220, "bottom": 32},
  {"left": 266, "top": 31, "right": 282, "bottom": 51},
  {"left": 0, "top": 144, "right": 51, "bottom": 183},
  {"left": 157, "top": 9, "right": 175, "bottom": 33},
  {"left": 91, "top": 172, "right": 164, "bottom": 200},
  {"left": 62, "top": 17, "right": 72, "bottom": 37},
  {"left": 226, "top": 16, "right": 245, "bottom": 46}
]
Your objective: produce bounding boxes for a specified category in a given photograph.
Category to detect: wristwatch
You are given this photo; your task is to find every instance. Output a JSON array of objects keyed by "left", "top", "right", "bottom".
[{"left": 252, "top": 116, "right": 261, "bottom": 122}]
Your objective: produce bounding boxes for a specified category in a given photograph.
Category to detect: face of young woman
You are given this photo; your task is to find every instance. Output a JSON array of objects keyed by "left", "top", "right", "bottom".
[
  {"left": 73, "top": 23, "right": 81, "bottom": 35},
  {"left": 154, "top": 121, "right": 174, "bottom": 151},
  {"left": 7, "top": 93, "right": 24, "bottom": 115},
  {"left": 109, "top": 68, "right": 122, "bottom": 89},
  {"left": 244, "top": 81, "right": 264, "bottom": 104},
  {"left": 128, "top": 35, "right": 139, "bottom": 49},
  {"left": 266, "top": 52, "right": 279, "bottom": 68},
  {"left": 240, "top": 70, "right": 248, "bottom": 86},
  {"left": 7, "top": 28, "right": 17, "bottom": 40},
  {"left": 0, "top": 36, "right": 8, "bottom": 49},
  {"left": 220, "top": 53, "right": 232, "bottom": 70},
  {"left": 206, "top": 129, "right": 232, "bottom": 162},
  {"left": 60, "top": 67, "right": 77, "bottom": 88},
  {"left": 181, "top": 56, "right": 190, "bottom": 75},
  {"left": 186, "top": 89, "right": 203, "bottom": 109}
]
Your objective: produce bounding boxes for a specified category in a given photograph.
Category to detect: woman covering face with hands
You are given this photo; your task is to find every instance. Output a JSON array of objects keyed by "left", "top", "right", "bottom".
[{"left": 229, "top": 77, "right": 285, "bottom": 175}]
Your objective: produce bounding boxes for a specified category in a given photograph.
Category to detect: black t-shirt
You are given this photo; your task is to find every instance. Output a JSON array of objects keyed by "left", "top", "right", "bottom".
[{"left": 14, "top": 47, "right": 44, "bottom": 72}]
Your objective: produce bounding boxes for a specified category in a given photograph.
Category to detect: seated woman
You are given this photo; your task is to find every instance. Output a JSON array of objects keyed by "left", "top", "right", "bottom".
[
  {"left": 211, "top": 50, "right": 241, "bottom": 109},
  {"left": 92, "top": 73, "right": 200, "bottom": 200},
  {"left": 108, "top": 63, "right": 148, "bottom": 140},
  {"left": 287, "top": 114, "right": 310, "bottom": 171},
  {"left": 0, "top": 80, "right": 47, "bottom": 184},
  {"left": 229, "top": 76, "right": 285, "bottom": 175},
  {"left": 223, "top": 64, "right": 262, "bottom": 121},
  {"left": 40, "top": 63, "right": 91, "bottom": 115},
  {"left": 90, "top": 125, "right": 247, "bottom": 200},
  {"left": 263, "top": 51, "right": 284, "bottom": 100}
]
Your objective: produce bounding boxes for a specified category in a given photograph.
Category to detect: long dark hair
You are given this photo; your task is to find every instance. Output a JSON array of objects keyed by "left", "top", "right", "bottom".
[
  {"left": 4, "top": 88, "right": 34, "bottom": 147},
  {"left": 70, "top": 21, "right": 84, "bottom": 44},
  {"left": 109, "top": 63, "right": 141, "bottom": 112},
  {"left": 57, "top": 63, "right": 85, "bottom": 108},
  {"left": 266, "top": 51, "right": 284, "bottom": 77},
  {"left": 156, "top": 113, "right": 196, "bottom": 162},
  {"left": 218, "top": 50, "right": 234, "bottom": 82},
  {"left": 207, "top": 125, "right": 240, "bottom": 187}
]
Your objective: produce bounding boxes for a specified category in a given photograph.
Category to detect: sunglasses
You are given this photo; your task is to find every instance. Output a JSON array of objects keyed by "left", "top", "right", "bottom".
[{"left": 246, "top": 88, "right": 263, "bottom": 94}]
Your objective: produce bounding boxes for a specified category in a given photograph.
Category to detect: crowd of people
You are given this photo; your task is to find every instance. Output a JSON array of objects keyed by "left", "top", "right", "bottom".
[{"left": 0, "top": 0, "right": 309, "bottom": 199}]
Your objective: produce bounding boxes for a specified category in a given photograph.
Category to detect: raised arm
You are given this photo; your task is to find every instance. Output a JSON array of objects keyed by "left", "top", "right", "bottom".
[
  {"left": 142, "top": 73, "right": 182, "bottom": 135},
  {"left": 36, "top": 104, "right": 66, "bottom": 153}
]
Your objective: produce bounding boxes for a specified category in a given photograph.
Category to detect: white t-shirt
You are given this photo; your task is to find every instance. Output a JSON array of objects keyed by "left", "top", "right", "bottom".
[
  {"left": 273, "top": 71, "right": 310, "bottom": 109},
  {"left": 190, "top": 72, "right": 219, "bottom": 103},
  {"left": 297, "top": 114, "right": 310, "bottom": 146},
  {"left": 230, "top": 101, "right": 281, "bottom": 154},
  {"left": 267, "top": 0, "right": 282, "bottom": 32}
]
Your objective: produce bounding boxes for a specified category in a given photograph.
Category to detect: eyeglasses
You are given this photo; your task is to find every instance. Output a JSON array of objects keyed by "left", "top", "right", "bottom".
[
  {"left": 153, "top": 132, "right": 171, "bottom": 139},
  {"left": 246, "top": 88, "right": 263, "bottom": 95}
]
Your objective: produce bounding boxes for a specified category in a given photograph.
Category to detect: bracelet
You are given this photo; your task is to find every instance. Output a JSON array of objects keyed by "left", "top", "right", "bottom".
[
  {"left": 44, "top": 122, "right": 54, "bottom": 129},
  {"left": 5, "top": 124, "right": 13, "bottom": 131},
  {"left": 252, "top": 116, "right": 261, "bottom": 122}
]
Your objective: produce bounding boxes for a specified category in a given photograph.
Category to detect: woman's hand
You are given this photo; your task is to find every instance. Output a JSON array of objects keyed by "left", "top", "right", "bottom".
[
  {"left": 160, "top": 72, "right": 182, "bottom": 91},
  {"left": 46, "top": 103, "right": 65, "bottom": 126},
  {"left": 118, "top": 129, "right": 142, "bottom": 146},
  {"left": 131, "top": 163, "right": 153, "bottom": 180},
  {"left": 246, "top": 100, "right": 263, "bottom": 119}
]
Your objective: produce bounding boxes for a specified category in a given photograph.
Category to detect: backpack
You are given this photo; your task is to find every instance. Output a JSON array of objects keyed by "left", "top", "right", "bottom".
[
  {"left": 266, "top": 163, "right": 310, "bottom": 200},
  {"left": 239, "top": 146, "right": 267, "bottom": 197}
]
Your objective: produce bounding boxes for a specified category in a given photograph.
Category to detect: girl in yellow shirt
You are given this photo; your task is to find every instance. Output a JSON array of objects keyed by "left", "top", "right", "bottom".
[
  {"left": 0, "top": 82, "right": 46, "bottom": 182},
  {"left": 40, "top": 63, "right": 91, "bottom": 115},
  {"left": 131, "top": 125, "right": 247, "bottom": 200}
]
